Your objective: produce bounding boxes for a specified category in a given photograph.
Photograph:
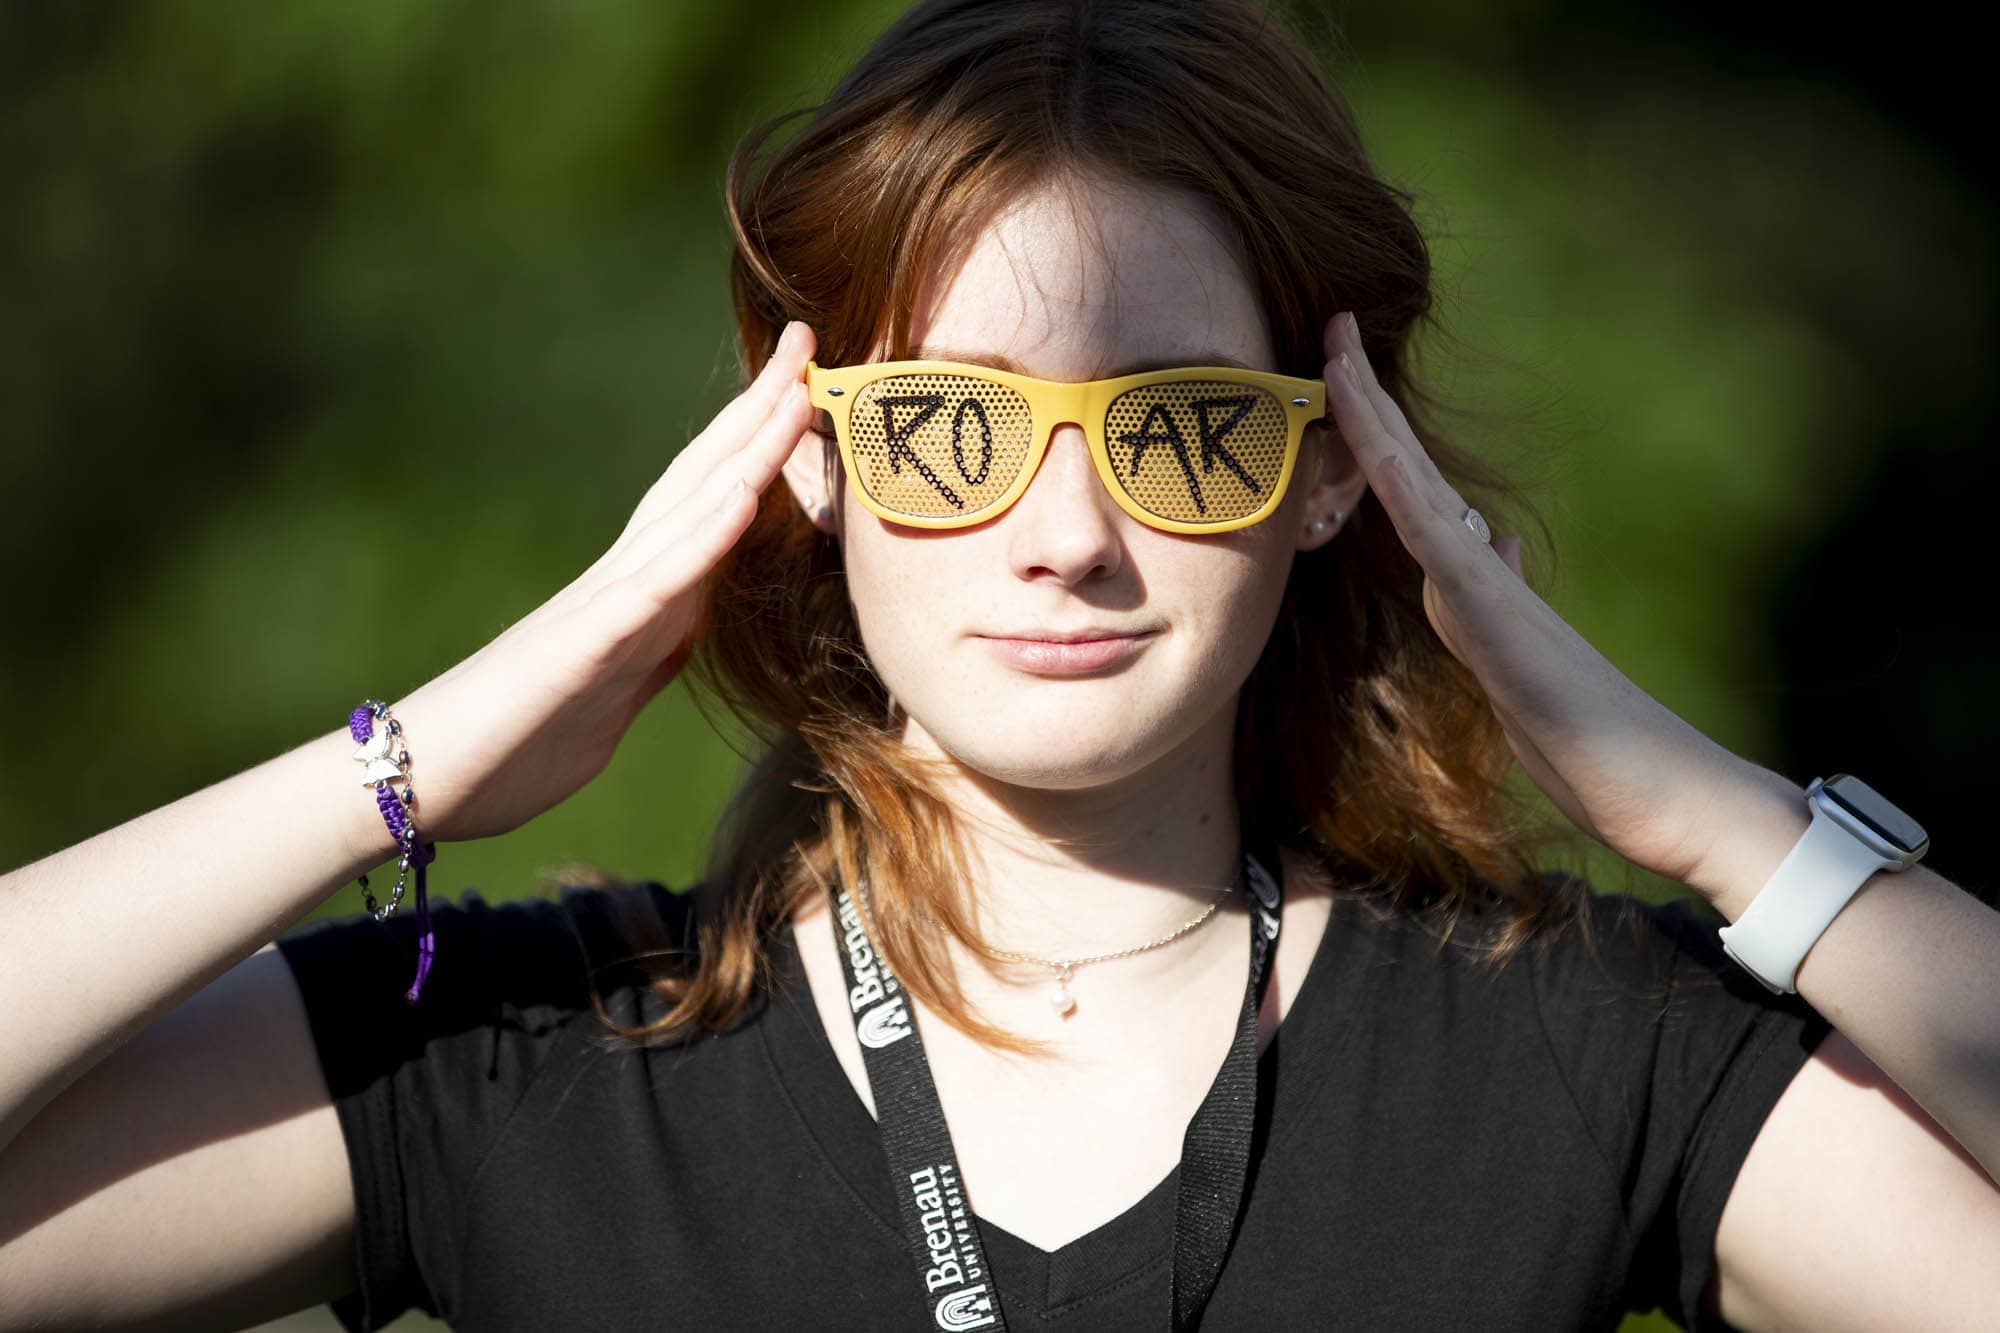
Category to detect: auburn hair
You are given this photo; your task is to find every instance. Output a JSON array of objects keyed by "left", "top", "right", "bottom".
[{"left": 566, "top": 0, "right": 1646, "bottom": 1059}]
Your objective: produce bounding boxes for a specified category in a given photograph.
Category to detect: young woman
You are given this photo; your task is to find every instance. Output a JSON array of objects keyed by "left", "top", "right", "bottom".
[{"left": 4, "top": 2, "right": 1996, "bottom": 1330}]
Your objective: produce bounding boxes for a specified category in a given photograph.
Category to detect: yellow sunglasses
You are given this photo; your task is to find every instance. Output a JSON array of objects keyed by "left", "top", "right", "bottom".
[{"left": 802, "top": 357, "right": 1327, "bottom": 534}]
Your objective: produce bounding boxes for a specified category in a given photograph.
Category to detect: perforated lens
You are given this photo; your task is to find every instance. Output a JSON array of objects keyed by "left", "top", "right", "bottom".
[
  {"left": 838, "top": 370, "right": 1296, "bottom": 527},
  {"left": 1103, "top": 380, "right": 1291, "bottom": 524},
  {"left": 845, "top": 373, "right": 1034, "bottom": 521}
]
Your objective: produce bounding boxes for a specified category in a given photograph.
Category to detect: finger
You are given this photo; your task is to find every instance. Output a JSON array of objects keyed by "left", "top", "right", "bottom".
[
  {"left": 1328, "top": 315, "right": 1509, "bottom": 576},
  {"left": 599, "top": 375, "right": 814, "bottom": 586},
  {"left": 587, "top": 473, "right": 761, "bottom": 656},
  {"left": 1322, "top": 343, "right": 1481, "bottom": 593},
  {"left": 626, "top": 320, "right": 818, "bottom": 532},
  {"left": 1324, "top": 312, "right": 1462, "bottom": 513},
  {"left": 696, "top": 319, "right": 818, "bottom": 467},
  {"left": 1494, "top": 533, "right": 1524, "bottom": 580},
  {"left": 628, "top": 321, "right": 810, "bottom": 530}
]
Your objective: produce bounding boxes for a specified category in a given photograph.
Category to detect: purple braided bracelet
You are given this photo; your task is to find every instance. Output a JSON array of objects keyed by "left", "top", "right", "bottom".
[{"left": 348, "top": 699, "right": 437, "bottom": 1003}]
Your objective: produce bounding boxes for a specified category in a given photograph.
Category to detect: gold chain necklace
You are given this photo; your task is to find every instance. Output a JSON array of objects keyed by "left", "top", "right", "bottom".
[{"left": 871, "top": 878, "right": 1240, "bottom": 1016}]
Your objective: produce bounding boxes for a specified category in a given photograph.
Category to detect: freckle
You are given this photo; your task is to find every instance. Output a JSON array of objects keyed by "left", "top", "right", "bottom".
[{"left": 1199, "top": 812, "right": 1211, "bottom": 826}]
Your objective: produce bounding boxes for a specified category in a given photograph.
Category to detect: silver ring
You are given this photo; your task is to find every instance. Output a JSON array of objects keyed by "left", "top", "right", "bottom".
[{"left": 1461, "top": 507, "right": 1491, "bottom": 544}]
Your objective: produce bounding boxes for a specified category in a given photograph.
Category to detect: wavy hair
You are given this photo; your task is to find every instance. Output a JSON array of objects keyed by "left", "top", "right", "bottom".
[{"left": 569, "top": 0, "right": 1641, "bottom": 1058}]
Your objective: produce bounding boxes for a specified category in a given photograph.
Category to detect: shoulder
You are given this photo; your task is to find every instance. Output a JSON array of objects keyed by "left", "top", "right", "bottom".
[
  {"left": 1308, "top": 865, "right": 1822, "bottom": 1054},
  {"left": 1518, "top": 872, "right": 1811, "bottom": 1018},
  {"left": 1370, "top": 866, "right": 1737, "bottom": 994},
  {"left": 275, "top": 877, "right": 695, "bottom": 1026},
  {"left": 550, "top": 877, "right": 699, "bottom": 981}
]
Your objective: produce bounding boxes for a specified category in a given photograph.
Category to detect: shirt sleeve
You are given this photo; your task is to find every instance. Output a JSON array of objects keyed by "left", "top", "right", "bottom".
[
  {"left": 274, "top": 884, "right": 638, "bottom": 1331},
  {"left": 1525, "top": 881, "right": 1837, "bottom": 1332}
]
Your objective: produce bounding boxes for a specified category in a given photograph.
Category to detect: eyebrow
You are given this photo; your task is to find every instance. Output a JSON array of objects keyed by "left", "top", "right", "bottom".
[{"left": 910, "top": 345, "right": 1256, "bottom": 377}]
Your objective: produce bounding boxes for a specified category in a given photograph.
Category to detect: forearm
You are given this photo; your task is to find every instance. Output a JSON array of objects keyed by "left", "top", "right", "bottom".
[
  {"left": 0, "top": 723, "right": 398, "bottom": 1154},
  {"left": 1696, "top": 763, "right": 2000, "bottom": 1187}
]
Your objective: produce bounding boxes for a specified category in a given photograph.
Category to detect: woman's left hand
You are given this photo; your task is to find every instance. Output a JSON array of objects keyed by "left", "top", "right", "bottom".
[{"left": 1319, "top": 309, "right": 1785, "bottom": 904}]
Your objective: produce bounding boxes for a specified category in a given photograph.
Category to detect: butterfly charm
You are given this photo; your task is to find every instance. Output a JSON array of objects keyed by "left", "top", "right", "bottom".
[{"left": 352, "top": 724, "right": 405, "bottom": 785}]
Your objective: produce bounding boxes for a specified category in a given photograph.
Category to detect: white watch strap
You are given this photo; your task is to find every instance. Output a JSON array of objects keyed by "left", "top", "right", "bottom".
[{"left": 1717, "top": 800, "right": 1891, "bottom": 994}]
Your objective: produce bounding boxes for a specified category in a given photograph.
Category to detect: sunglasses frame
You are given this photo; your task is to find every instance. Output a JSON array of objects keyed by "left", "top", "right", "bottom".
[{"left": 801, "top": 357, "right": 1328, "bottom": 534}]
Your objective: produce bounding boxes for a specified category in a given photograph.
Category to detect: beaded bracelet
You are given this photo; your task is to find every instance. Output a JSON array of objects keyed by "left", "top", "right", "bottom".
[{"left": 349, "top": 699, "right": 437, "bottom": 1004}]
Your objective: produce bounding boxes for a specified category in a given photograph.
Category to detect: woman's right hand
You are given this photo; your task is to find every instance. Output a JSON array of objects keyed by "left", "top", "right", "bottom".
[{"left": 377, "top": 319, "right": 821, "bottom": 845}]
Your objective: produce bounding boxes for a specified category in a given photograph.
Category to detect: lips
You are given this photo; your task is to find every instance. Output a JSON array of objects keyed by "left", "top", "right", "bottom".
[
  {"left": 973, "top": 629, "right": 1158, "bottom": 675},
  {"left": 983, "top": 626, "right": 1148, "bottom": 643}
]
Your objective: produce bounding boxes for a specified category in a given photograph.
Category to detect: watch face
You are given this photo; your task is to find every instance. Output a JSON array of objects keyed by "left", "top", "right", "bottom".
[{"left": 1821, "top": 774, "right": 1929, "bottom": 857}]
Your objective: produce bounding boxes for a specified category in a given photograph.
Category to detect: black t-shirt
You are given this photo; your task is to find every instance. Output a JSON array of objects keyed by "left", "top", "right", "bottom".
[{"left": 274, "top": 875, "right": 1833, "bottom": 1332}]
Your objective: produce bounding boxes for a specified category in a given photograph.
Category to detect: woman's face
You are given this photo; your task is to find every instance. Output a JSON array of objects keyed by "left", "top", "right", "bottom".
[{"left": 782, "top": 174, "right": 1360, "bottom": 791}]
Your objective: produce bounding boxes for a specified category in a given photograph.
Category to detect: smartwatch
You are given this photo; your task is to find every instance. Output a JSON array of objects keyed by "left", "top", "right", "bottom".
[{"left": 1717, "top": 774, "right": 1930, "bottom": 995}]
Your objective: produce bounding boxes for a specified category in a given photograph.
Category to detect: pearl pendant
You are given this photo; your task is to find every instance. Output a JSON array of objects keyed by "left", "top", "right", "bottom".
[{"left": 1049, "top": 963, "right": 1075, "bottom": 1015}]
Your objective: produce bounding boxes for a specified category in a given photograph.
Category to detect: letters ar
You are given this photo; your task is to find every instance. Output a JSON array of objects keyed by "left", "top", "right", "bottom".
[{"left": 1118, "top": 394, "right": 1260, "bottom": 515}]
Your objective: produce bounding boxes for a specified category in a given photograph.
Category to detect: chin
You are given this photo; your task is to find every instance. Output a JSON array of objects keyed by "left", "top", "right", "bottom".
[{"left": 912, "top": 702, "right": 1189, "bottom": 792}]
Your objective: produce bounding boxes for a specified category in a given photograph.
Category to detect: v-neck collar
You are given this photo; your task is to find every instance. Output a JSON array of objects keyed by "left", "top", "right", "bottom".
[{"left": 756, "top": 891, "right": 1344, "bottom": 1318}]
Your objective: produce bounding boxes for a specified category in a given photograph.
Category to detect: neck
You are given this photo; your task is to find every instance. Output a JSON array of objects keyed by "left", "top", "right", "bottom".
[{"left": 896, "top": 699, "right": 1248, "bottom": 990}]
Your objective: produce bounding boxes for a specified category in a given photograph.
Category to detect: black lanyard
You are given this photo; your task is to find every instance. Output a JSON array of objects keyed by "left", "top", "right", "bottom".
[{"left": 827, "top": 842, "right": 1284, "bottom": 1331}]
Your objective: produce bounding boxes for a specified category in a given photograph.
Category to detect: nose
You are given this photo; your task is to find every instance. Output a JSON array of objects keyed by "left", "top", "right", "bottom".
[{"left": 1002, "top": 420, "right": 1124, "bottom": 584}]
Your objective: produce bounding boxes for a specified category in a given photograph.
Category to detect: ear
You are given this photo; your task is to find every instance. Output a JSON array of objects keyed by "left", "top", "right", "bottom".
[
  {"left": 778, "top": 409, "right": 842, "bottom": 537},
  {"left": 1293, "top": 419, "right": 1370, "bottom": 552}
]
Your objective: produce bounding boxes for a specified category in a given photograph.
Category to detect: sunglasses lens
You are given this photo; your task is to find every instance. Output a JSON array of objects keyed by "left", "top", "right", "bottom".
[
  {"left": 845, "top": 373, "right": 1034, "bottom": 522},
  {"left": 1103, "top": 381, "right": 1291, "bottom": 526}
]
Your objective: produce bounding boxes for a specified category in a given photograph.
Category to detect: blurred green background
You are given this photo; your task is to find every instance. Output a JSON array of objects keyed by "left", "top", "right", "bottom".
[{"left": 4, "top": 2, "right": 1991, "bottom": 1330}]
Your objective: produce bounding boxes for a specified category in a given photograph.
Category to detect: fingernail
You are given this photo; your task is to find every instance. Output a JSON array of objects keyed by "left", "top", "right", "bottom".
[
  {"left": 1345, "top": 311, "right": 1360, "bottom": 339},
  {"left": 1338, "top": 351, "right": 1358, "bottom": 384}
]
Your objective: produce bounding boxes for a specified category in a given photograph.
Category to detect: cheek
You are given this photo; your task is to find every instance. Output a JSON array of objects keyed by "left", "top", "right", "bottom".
[
  {"left": 840, "top": 527, "right": 965, "bottom": 674},
  {"left": 1167, "top": 547, "right": 1292, "bottom": 676}
]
